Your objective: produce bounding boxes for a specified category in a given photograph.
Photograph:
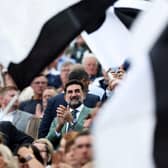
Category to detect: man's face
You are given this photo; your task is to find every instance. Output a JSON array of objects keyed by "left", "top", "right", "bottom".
[
  {"left": 31, "top": 76, "right": 48, "bottom": 96},
  {"left": 2, "top": 89, "right": 19, "bottom": 108},
  {"left": 65, "top": 84, "right": 84, "bottom": 109},
  {"left": 42, "top": 88, "right": 56, "bottom": 109},
  {"left": 60, "top": 65, "right": 72, "bottom": 86},
  {"left": 74, "top": 135, "right": 93, "bottom": 166},
  {"left": 83, "top": 57, "right": 98, "bottom": 77}
]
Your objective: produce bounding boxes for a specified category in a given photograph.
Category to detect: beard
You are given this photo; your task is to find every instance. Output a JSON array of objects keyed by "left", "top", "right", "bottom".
[{"left": 68, "top": 96, "right": 83, "bottom": 109}]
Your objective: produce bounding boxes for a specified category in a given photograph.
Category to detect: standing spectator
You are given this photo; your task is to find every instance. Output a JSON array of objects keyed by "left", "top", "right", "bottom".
[
  {"left": 19, "top": 74, "right": 48, "bottom": 115},
  {"left": 47, "top": 61, "right": 73, "bottom": 93},
  {"left": 38, "top": 69, "right": 100, "bottom": 138},
  {"left": 35, "top": 86, "right": 57, "bottom": 118},
  {"left": 82, "top": 53, "right": 102, "bottom": 81},
  {"left": 70, "top": 35, "right": 90, "bottom": 63},
  {"left": 46, "top": 80, "right": 92, "bottom": 148}
]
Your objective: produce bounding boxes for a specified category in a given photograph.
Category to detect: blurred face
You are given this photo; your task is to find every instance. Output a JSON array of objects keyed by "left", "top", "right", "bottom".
[
  {"left": 0, "top": 153, "right": 7, "bottom": 168},
  {"left": 1, "top": 89, "right": 19, "bottom": 109},
  {"left": 60, "top": 64, "right": 72, "bottom": 86},
  {"left": 83, "top": 57, "right": 98, "bottom": 77},
  {"left": 42, "top": 88, "right": 56, "bottom": 109},
  {"left": 74, "top": 135, "right": 92, "bottom": 166},
  {"left": 31, "top": 76, "right": 48, "bottom": 97},
  {"left": 64, "top": 144, "right": 78, "bottom": 167},
  {"left": 65, "top": 84, "right": 84, "bottom": 109}
]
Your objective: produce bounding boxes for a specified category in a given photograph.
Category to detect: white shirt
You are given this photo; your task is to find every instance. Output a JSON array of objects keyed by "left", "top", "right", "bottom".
[
  {"left": 55, "top": 104, "right": 84, "bottom": 136},
  {"left": 0, "top": 109, "right": 15, "bottom": 122},
  {"left": 65, "top": 104, "right": 84, "bottom": 132}
]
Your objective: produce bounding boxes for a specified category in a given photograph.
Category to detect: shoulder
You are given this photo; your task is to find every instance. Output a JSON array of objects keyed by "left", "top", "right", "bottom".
[
  {"left": 83, "top": 106, "right": 92, "bottom": 112},
  {"left": 86, "top": 93, "right": 100, "bottom": 100},
  {"left": 16, "top": 110, "right": 33, "bottom": 117}
]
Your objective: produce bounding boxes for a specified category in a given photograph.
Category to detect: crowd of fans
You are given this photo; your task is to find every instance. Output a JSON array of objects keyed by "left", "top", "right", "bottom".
[{"left": 0, "top": 35, "right": 128, "bottom": 168}]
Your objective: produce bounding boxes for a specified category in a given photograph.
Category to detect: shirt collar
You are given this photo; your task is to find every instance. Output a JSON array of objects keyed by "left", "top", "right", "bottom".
[{"left": 70, "top": 104, "right": 84, "bottom": 112}]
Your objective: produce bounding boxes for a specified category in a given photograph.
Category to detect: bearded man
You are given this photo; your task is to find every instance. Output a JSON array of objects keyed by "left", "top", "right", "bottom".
[{"left": 46, "top": 80, "right": 92, "bottom": 148}]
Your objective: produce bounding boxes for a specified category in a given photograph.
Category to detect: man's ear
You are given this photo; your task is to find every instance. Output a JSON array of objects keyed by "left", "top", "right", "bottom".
[
  {"left": 83, "top": 92, "right": 87, "bottom": 100},
  {"left": 64, "top": 93, "right": 67, "bottom": 102}
]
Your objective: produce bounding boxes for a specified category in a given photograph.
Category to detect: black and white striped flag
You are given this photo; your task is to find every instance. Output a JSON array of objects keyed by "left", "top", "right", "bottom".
[
  {"left": 82, "top": 0, "right": 151, "bottom": 68},
  {"left": 0, "top": 0, "right": 115, "bottom": 90},
  {"left": 93, "top": 0, "right": 168, "bottom": 168}
]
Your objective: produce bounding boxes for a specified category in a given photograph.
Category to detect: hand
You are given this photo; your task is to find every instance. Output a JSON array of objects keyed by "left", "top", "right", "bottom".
[
  {"left": 35, "top": 103, "right": 43, "bottom": 118},
  {"left": 56, "top": 105, "right": 67, "bottom": 127},
  {"left": 107, "top": 78, "right": 120, "bottom": 91},
  {"left": 63, "top": 106, "right": 73, "bottom": 123}
]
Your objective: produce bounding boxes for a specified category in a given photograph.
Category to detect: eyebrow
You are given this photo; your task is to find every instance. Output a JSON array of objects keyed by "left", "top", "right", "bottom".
[{"left": 67, "top": 88, "right": 80, "bottom": 93}]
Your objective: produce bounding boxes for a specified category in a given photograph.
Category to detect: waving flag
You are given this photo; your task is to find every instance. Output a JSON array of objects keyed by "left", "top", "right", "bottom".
[
  {"left": 82, "top": 0, "right": 151, "bottom": 69},
  {"left": 0, "top": 0, "right": 116, "bottom": 90},
  {"left": 93, "top": 0, "right": 168, "bottom": 168}
]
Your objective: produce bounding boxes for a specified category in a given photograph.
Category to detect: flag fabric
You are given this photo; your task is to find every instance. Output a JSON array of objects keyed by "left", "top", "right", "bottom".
[
  {"left": 0, "top": 0, "right": 116, "bottom": 90},
  {"left": 82, "top": 0, "right": 151, "bottom": 69},
  {"left": 0, "top": 0, "right": 81, "bottom": 67},
  {"left": 93, "top": 0, "right": 168, "bottom": 168}
]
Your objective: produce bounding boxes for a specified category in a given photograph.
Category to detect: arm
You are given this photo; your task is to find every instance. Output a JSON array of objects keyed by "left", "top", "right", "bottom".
[{"left": 38, "top": 97, "right": 56, "bottom": 138}]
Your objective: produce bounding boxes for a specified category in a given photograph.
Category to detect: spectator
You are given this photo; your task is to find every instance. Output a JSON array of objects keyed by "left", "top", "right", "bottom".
[
  {"left": 73, "top": 130, "right": 93, "bottom": 167},
  {"left": 38, "top": 69, "right": 100, "bottom": 138},
  {"left": 47, "top": 61, "right": 73, "bottom": 93},
  {"left": 33, "top": 138, "right": 54, "bottom": 167},
  {"left": 19, "top": 74, "right": 48, "bottom": 115},
  {"left": 16, "top": 143, "right": 44, "bottom": 168},
  {"left": 0, "top": 86, "right": 33, "bottom": 132},
  {"left": 70, "top": 35, "right": 90, "bottom": 63},
  {"left": 35, "top": 86, "right": 57, "bottom": 118},
  {"left": 82, "top": 53, "right": 101, "bottom": 81},
  {"left": 46, "top": 80, "right": 92, "bottom": 148}
]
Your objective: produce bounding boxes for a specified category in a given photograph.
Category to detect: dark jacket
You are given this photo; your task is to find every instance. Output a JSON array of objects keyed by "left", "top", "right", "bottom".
[
  {"left": 0, "top": 121, "right": 34, "bottom": 152},
  {"left": 38, "top": 93, "right": 100, "bottom": 138}
]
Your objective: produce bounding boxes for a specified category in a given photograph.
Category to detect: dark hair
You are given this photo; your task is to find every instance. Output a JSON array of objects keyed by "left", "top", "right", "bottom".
[
  {"left": 16, "top": 143, "right": 44, "bottom": 165},
  {"left": 68, "top": 69, "right": 89, "bottom": 81},
  {"left": 64, "top": 79, "right": 84, "bottom": 93}
]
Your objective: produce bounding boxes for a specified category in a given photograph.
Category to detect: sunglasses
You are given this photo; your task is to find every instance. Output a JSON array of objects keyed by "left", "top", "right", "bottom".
[{"left": 16, "top": 154, "right": 27, "bottom": 164}]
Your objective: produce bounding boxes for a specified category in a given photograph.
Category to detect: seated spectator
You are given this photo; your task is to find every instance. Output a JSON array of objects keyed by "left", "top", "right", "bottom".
[
  {"left": 19, "top": 74, "right": 48, "bottom": 115},
  {"left": 0, "top": 86, "right": 33, "bottom": 132},
  {"left": 38, "top": 69, "right": 100, "bottom": 138},
  {"left": 35, "top": 86, "right": 57, "bottom": 118}
]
